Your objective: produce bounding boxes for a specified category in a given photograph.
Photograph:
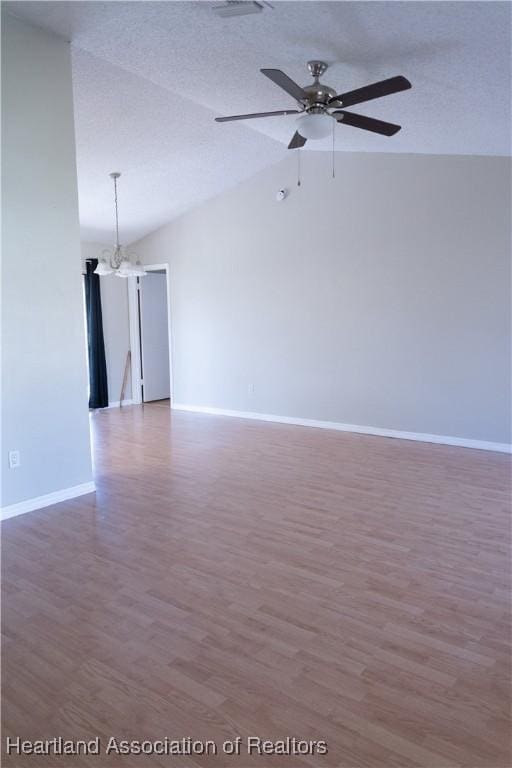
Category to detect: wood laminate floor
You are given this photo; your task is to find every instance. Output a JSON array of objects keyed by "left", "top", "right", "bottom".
[{"left": 1, "top": 404, "right": 511, "bottom": 767}]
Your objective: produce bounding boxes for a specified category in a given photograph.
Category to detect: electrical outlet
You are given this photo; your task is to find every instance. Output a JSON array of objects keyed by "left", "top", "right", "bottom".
[
  {"left": 248, "top": 383, "right": 255, "bottom": 395},
  {"left": 8, "top": 450, "right": 21, "bottom": 469}
]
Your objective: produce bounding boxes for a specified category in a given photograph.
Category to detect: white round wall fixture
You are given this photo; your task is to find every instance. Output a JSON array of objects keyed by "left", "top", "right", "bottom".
[{"left": 276, "top": 188, "right": 288, "bottom": 202}]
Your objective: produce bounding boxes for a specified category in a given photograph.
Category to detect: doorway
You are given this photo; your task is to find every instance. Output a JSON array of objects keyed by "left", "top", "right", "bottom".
[{"left": 128, "top": 264, "right": 173, "bottom": 405}]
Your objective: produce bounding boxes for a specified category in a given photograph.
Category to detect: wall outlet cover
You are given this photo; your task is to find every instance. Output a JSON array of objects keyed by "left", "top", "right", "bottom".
[{"left": 8, "top": 450, "right": 21, "bottom": 469}]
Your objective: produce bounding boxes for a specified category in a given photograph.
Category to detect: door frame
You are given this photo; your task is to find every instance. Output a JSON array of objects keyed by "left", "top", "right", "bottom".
[{"left": 127, "top": 263, "right": 173, "bottom": 406}]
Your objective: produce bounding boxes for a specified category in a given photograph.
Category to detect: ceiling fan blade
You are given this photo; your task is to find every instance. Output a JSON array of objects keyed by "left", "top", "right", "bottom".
[
  {"left": 215, "top": 109, "right": 300, "bottom": 123},
  {"left": 288, "top": 131, "right": 307, "bottom": 149},
  {"left": 261, "top": 69, "right": 307, "bottom": 103},
  {"left": 334, "top": 111, "right": 401, "bottom": 136},
  {"left": 329, "top": 75, "right": 411, "bottom": 108}
]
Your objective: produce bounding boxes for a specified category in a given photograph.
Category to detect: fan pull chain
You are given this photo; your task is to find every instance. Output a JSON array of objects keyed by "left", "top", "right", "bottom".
[
  {"left": 332, "top": 120, "right": 336, "bottom": 179},
  {"left": 297, "top": 148, "right": 301, "bottom": 187}
]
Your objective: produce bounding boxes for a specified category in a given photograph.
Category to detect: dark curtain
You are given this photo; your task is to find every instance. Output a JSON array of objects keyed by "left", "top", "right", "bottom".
[{"left": 84, "top": 259, "right": 109, "bottom": 409}]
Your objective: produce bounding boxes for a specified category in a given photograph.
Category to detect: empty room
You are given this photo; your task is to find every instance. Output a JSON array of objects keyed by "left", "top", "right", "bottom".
[{"left": 1, "top": 1, "right": 511, "bottom": 766}]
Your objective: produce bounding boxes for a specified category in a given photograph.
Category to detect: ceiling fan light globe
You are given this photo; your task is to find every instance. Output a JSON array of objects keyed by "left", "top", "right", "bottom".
[{"left": 296, "top": 113, "right": 332, "bottom": 140}]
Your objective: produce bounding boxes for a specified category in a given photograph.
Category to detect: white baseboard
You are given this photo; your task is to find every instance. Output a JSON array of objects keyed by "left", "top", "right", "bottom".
[
  {"left": 172, "top": 404, "right": 512, "bottom": 454},
  {"left": 107, "top": 399, "right": 134, "bottom": 408},
  {"left": 1, "top": 481, "right": 96, "bottom": 522}
]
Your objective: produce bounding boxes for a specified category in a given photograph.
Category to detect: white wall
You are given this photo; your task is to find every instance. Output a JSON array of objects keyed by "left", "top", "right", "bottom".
[
  {"left": 133, "top": 151, "right": 511, "bottom": 446},
  {"left": 81, "top": 242, "right": 132, "bottom": 404},
  {"left": 1, "top": 14, "right": 93, "bottom": 510}
]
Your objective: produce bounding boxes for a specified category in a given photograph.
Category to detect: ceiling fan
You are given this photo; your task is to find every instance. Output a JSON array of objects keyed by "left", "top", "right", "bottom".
[{"left": 215, "top": 61, "right": 411, "bottom": 148}]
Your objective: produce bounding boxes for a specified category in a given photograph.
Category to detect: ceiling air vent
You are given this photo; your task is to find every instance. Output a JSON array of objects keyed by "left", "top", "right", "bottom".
[{"left": 212, "top": 1, "right": 271, "bottom": 18}]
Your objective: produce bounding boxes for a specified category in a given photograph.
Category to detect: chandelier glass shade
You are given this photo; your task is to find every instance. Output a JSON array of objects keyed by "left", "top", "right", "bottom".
[{"left": 94, "top": 173, "right": 146, "bottom": 278}]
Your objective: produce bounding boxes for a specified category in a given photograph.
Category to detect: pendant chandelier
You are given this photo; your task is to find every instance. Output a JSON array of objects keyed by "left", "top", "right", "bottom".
[{"left": 94, "top": 172, "right": 146, "bottom": 278}]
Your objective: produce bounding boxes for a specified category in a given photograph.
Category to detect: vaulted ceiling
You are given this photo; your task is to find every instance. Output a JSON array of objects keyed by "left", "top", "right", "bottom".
[{"left": 5, "top": 1, "right": 512, "bottom": 242}]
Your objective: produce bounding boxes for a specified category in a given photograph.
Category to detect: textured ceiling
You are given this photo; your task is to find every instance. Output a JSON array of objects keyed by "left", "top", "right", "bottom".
[{"left": 5, "top": 1, "right": 512, "bottom": 243}]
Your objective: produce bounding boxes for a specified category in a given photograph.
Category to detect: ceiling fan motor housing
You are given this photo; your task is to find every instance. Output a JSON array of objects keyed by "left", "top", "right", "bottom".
[{"left": 302, "top": 61, "right": 338, "bottom": 113}]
